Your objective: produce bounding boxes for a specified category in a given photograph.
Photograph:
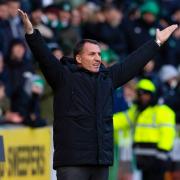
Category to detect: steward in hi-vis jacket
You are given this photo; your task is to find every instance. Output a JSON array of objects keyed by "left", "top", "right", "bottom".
[{"left": 114, "top": 79, "right": 176, "bottom": 180}]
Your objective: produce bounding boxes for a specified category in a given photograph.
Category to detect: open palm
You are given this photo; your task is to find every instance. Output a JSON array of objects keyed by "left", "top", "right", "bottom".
[
  {"left": 156, "top": 25, "right": 178, "bottom": 44},
  {"left": 18, "top": 9, "right": 34, "bottom": 34}
]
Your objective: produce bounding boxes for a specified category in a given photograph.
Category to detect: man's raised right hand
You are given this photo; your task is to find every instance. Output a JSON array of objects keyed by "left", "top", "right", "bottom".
[{"left": 18, "top": 9, "right": 34, "bottom": 34}]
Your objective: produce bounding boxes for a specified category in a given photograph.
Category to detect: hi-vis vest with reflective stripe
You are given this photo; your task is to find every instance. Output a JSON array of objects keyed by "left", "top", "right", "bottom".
[{"left": 113, "top": 104, "right": 176, "bottom": 151}]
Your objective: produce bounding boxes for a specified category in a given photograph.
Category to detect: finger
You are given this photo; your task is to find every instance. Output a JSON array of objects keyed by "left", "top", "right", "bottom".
[
  {"left": 18, "top": 9, "right": 26, "bottom": 21},
  {"left": 24, "top": 13, "right": 29, "bottom": 20},
  {"left": 18, "top": 9, "right": 25, "bottom": 17},
  {"left": 156, "top": 28, "right": 160, "bottom": 34},
  {"left": 166, "top": 24, "right": 178, "bottom": 33},
  {"left": 18, "top": 9, "right": 29, "bottom": 23}
]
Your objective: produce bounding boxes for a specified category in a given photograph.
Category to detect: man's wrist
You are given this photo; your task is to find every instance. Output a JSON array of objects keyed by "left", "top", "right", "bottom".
[
  {"left": 26, "top": 29, "right": 34, "bottom": 34},
  {"left": 155, "top": 39, "right": 162, "bottom": 47}
]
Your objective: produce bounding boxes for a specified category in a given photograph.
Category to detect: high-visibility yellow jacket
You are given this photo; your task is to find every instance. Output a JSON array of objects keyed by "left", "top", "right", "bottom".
[{"left": 113, "top": 104, "right": 176, "bottom": 153}]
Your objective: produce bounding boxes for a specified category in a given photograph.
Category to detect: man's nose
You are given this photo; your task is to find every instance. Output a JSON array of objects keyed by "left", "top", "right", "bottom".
[{"left": 95, "top": 54, "right": 101, "bottom": 62}]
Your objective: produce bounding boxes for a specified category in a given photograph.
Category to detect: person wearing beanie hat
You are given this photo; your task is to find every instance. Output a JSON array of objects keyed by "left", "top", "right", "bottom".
[
  {"left": 19, "top": 8, "right": 178, "bottom": 180},
  {"left": 159, "top": 65, "right": 180, "bottom": 124},
  {"left": 140, "top": 1, "right": 159, "bottom": 17},
  {"left": 57, "top": 1, "right": 72, "bottom": 26},
  {"left": 159, "top": 64, "right": 179, "bottom": 83},
  {"left": 122, "top": 0, "right": 167, "bottom": 70},
  {"left": 139, "top": 1, "right": 160, "bottom": 26},
  {"left": 57, "top": 1, "right": 72, "bottom": 12}
]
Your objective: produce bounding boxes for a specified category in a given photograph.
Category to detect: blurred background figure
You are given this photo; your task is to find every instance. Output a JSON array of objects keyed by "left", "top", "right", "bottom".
[
  {"left": 0, "top": 81, "right": 11, "bottom": 123},
  {"left": 10, "top": 73, "right": 47, "bottom": 127},
  {"left": 7, "top": 0, "right": 24, "bottom": 39},
  {"left": 0, "top": 52, "right": 11, "bottom": 96},
  {"left": 0, "top": 81, "right": 22, "bottom": 124},
  {"left": 0, "top": 0, "right": 10, "bottom": 56},
  {"left": 5, "top": 38, "right": 34, "bottom": 101},
  {"left": 110, "top": 79, "right": 137, "bottom": 180},
  {"left": 48, "top": 42, "right": 64, "bottom": 60},
  {"left": 30, "top": 2, "right": 55, "bottom": 42},
  {"left": 97, "top": 4, "right": 127, "bottom": 60},
  {"left": 56, "top": 1, "right": 81, "bottom": 56},
  {"left": 114, "top": 79, "right": 176, "bottom": 180},
  {"left": 123, "top": 1, "right": 172, "bottom": 70},
  {"left": 159, "top": 65, "right": 180, "bottom": 124}
]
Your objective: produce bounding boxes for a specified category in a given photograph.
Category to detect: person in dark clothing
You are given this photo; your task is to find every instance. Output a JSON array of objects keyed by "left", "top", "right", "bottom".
[
  {"left": 122, "top": 1, "right": 172, "bottom": 70},
  {"left": 97, "top": 5, "right": 128, "bottom": 59},
  {"left": 159, "top": 65, "right": 180, "bottom": 124},
  {"left": 6, "top": 38, "right": 34, "bottom": 99},
  {"left": 18, "top": 9, "right": 178, "bottom": 180},
  {"left": 0, "top": 52, "right": 11, "bottom": 96},
  {"left": 12, "top": 73, "right": 47, "bottom": 127}
]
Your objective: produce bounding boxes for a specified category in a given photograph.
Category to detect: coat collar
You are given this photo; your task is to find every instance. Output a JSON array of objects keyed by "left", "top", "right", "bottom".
[{"left": 60, "top": 56, "right": 109, "bottom": 75}]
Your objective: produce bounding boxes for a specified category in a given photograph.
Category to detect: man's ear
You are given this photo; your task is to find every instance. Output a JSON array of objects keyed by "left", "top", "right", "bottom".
[{"left": 76, "top": 55, "right": 82, "bottom": 64}]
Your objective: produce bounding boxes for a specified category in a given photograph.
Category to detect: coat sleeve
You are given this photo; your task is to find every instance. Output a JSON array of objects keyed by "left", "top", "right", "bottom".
[
  {"left": 156, "top": 105, "right": 176, "bottom": 151},
  {"left": 109, "top": 40, "right": 160, "bottom": 88},
  {"left": 25, "top": 29, "right": 64, "bottom": 89}
]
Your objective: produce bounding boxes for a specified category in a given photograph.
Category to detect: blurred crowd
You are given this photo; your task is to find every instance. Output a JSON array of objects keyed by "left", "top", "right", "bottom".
[{"left": 0, "top": 0, "right": 179, "bottom": 127}]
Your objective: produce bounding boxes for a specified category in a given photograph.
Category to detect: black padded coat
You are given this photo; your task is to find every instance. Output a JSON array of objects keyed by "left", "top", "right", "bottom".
[{"left": 25, "top": 29, "right": 159, "bottom": 169}]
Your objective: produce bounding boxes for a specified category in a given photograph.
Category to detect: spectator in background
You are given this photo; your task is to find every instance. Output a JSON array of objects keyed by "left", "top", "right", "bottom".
[
  {"left": 113, "top": 79, "right": 176, "bottom": 180},
  {"left": 6, "top": 39, "right": 34, "bottom": 104},
  {"left": 167, "top": 8, "right": 180, "bottom": 67},
  {"left": 30, "top": 3, "right": 55, "bottom": 42},
  {"left": 100, "top": 43, "right": 119, "bottom": 67},
  {"left": 0, "top": 81, "right": 22, "bottom": 124},
  {"left": 123, "top": 1, "right": 160, "bottom": 51},
  {"left": 123, "top": 79, "right": 137, "bottom": 108},
  {"left": 126, "top": 2, "right": 140, "bottom": 21},
  {"left": 0, "top": 0, "right": 8, "bottom": 20},
  {"left": 139, "top": 60, "right": 156, "bottom": 80},
  {"left": 79, "top": 2, "right": 99, "bottom": 24},
  {"left": 123, "top": 1, "right": 171, "bottom": 69},
  {"left": 42, "top": 4, "right": 60, "bottom": 34},
  {"left": 80, "top": 2, "right": 103, "bottom": 40},
  {"left": 97, "top": 4, "right": 128, "bottom": 59},
  {"left": 138, "top": 59, "right": 162, "bottom": 96},
  {"left": 7, "top": 0, "right": 24, "bottom": 39},
  {"left": 0, "top": 0, "right": 27, "bottom": 57},
  {"left": 56, "top": 1, "right": 81, "bottom": 56},
  {"left": 11, "top": 73, "right": 47, "bottom": 127},
  {"left": 0, "top": 52, "right": 11, "bottom": 96},
  {"left": 0, "top": 81, "right": 11, "bottom": 122},
  {"left": 48, "top": 42, "right": 64, "bottom": 60},
  {"left": 0, "top": 0, "right": 10, "bottom": 55},
  {"left": 71, "top": 8, "right": 83, "bottom": 38},
  {"left": 111, "top": 79, "right": 137, "bottom": 180},
  {"left": 159, "top": 65, "right": 180, "bottom": 124}
]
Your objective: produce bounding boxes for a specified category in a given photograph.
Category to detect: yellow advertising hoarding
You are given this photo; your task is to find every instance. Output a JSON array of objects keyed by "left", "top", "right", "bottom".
[{"left": 0, "top": 127, "right": 51, "bottom": 180}]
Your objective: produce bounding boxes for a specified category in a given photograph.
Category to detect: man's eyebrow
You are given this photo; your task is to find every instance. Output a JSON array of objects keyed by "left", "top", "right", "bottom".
[{"left": 88, "top": 51, "right": 101, "bottom": 54}]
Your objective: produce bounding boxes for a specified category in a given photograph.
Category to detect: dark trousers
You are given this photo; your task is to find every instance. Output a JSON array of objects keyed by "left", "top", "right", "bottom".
[
  {"left": 56, "top": 166, "right": 109, "bottom": 180},
  {"left": 142, "top": 169, "right": 165, "bottom": 180}
]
